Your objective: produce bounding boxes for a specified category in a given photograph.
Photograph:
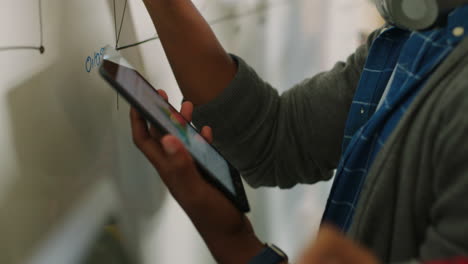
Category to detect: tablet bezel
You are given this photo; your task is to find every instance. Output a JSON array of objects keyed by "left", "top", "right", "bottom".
[{"left": 99, "top": 55, "right": 250, "bottom": 213}]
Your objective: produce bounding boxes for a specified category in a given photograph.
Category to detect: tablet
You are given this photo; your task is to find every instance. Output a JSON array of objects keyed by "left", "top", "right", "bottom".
[{"left": 99, "top": 46, "right": 250, "bottom": 212}]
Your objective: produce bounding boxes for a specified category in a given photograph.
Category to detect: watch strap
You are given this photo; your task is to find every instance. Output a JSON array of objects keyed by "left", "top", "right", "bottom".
[{"left": 248, "top": 243, "right": 288, "bottom": 264}]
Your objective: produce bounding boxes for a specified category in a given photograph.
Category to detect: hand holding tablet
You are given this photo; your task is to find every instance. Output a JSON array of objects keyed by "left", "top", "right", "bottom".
[{"left": 99, "top": 46, "right": 250, "bottom": 212}]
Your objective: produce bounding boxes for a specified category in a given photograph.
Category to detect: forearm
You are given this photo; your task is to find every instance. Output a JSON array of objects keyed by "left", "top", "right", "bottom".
[
  {"left": 182, "top": 202, "right": 264, "bottom": 263},
  {"left": 142, "top": 0, "right": 237, "bottom": 106}
]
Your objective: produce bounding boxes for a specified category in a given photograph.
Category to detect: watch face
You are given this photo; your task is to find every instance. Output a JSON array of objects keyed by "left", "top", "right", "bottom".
[
  {"left": 248, "top": 244, "right": 288, "bottom": 264},
  {"left": 267, "top": 244, "right": 288, "bottom": 259}
]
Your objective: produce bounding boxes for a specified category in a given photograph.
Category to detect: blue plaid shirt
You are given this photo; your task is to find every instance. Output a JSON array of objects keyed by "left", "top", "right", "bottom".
[{"left": 322, "top": 6, "right": 468, "bottom": 232}]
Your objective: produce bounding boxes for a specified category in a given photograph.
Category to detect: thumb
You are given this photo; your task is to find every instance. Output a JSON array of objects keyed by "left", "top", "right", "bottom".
[
  {"left": 161, "top": 135, "right": 194, "bottom": 167},
  {"left": 160, "top": 135, "right": 208, "bottom": 204},
  {"left": 161, "top": 135, "right": 183, "bottom": 155},
  {"left": 161, "top": 135, "right": 191, "bottom": 160}
]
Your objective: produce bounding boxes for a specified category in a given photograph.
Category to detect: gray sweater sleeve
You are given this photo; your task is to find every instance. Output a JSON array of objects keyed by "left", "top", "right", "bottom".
[{"left": 192, "top": 30, "right": 380, "bottom": 189}]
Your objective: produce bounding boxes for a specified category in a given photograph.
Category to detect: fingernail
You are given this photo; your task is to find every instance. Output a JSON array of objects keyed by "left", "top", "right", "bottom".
[{"left": 162, "top": 137, "right": 178, "bottom": 155}]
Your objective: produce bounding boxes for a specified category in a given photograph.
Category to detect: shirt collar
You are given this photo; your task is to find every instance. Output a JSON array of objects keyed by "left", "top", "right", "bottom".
[{"left": 445, "top": 5, "right": 468, "bottom": 45}]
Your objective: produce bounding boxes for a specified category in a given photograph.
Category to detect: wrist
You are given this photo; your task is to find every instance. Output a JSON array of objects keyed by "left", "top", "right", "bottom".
[
  {"left": 248, "top": 244, "right": 289, "bottom": 264},
  {"left": 208, "top": 230, "right": 264, "bottom": 264}
]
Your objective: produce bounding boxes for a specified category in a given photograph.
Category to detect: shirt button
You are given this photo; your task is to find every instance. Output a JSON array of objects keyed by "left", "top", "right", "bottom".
[
  {"left": 453, "top": 27, "right": 465, "bottom": 37},
  {"left": 360, "top": 108, "right": 365, "bottom": 114}
]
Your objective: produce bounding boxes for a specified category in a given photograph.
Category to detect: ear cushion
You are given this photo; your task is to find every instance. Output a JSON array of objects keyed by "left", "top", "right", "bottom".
[
  {"left": 394, "top": 0, "right": 439, "bottom": 30},
  {"left": 376, "top": 0, "right": 468, "bottom": 30}
]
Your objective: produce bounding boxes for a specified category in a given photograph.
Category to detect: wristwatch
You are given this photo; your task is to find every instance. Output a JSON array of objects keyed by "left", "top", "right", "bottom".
[{"left": 248, "top": 243, "right": 288, "bottom": 264}]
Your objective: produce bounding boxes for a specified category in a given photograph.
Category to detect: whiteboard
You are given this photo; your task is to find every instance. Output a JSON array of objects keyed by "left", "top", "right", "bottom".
[
  {"left": 0, "top": 0, "right": 381, "bottom": 263},
  {"left": 0, "top": 1, "right": 162, "bottom": 263}
]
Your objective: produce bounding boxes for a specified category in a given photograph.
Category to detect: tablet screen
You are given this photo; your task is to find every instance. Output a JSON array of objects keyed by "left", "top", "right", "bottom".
[{"left": 102, "top": 59, "right": 237, "bottom": 196}]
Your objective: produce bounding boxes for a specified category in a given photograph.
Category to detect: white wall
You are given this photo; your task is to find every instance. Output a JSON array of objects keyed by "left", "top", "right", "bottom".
[{"left": 0, "top": 1, "right": 163, "bottom": 263}]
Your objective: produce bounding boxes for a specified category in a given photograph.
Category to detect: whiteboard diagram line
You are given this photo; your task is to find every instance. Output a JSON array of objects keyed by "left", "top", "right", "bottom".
[
  {"left": 113, "top": 0, "right": 118, "bottom": 47},
  {"left": 208, "top": 1, "right": 285, "bottom": 26},
  {"left": 116, "top": 36, "right": 159, "bottom": 51},
  {"left": 113, "top": 0, "right": 120, "bottom": 110},
  {"left": 115, "top": 0, "right": 295, "bottom": 51},
  {"left": 116, "top": 0, "right": 128, "bottom": 48},
  {"left": 39, "top": 0, "right": 44, "bottom": 49},
  {"left": 0, "top": 0, "right": 45, "bottom": 54},
  {"left": 0, "top": 46, "right": 43, "bottom": 52}
]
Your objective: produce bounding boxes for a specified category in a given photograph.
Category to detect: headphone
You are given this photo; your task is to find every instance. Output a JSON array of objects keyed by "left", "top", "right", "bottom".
[{"left": 374, "top": 0, "right": 468, "bottom": 30}]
